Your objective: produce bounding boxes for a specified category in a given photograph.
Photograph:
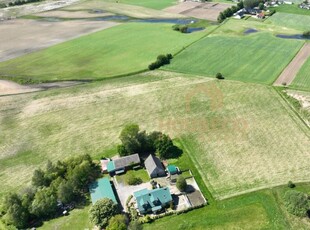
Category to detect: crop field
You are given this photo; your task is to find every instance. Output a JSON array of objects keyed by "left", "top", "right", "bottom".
[
  {"left": 0, "top": 71, "right": 309, "bottom": 200},
  {"left": 0, "top": 18, "right": 118, "bottom": 62},
  {"left": 291, "top": 56, "right": 310, "bottom": 91},
  {"left": 101, "top": 0, "right": 177, "bottom": 10},
  {"left": 164, "top": 32, "right": 303, "bottom": 84},
  {"left": 0, "top": 23, "right": 207, "bottom": 82},
  {"left": 64, "top": 0, "right": 183, "bottom": 19},
  {"left": 269, "top": 4, "right": 310, "bottom": 16},
  {"left": 267, "top": 12, "right": 310, "bottom": 31}
]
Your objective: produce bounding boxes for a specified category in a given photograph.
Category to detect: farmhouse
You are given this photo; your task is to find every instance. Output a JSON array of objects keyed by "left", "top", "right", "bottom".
[
  {"left": 89, "top": 178, "right": 117, "bottom": 204},
  {"left": 107, "top": 154, "right": 140, "bottom": 175},
  {"left": 145, "top": 154, "right": 166, "bottom": 178},
  {"left": 134, "top": 187, "right": 172, "bottom": 214}
]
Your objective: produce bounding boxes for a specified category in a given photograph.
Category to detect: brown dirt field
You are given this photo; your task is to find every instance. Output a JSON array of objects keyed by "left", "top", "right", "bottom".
[
  {"left": 164, "top": 2, "right": 233, "bottom": 21},
  {"left": 0, "top": 80, "right": 40, "bottom": 95},
  {"left": 274, "top": 43, "right": 310, "bottom": 86},
  {"left": 0, "top": 19, "right": 118, "bottom": 62},
  {"left": 35, "top": 10, "right": 114, "bottom": 18}
]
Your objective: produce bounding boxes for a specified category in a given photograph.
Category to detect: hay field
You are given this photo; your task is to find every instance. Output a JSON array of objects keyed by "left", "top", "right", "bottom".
[
  {"left": 164, "top": 32, "right": 303, "bottom": 84},
  {"left": 101, "top": 0, "right": 177, "bottom": 10},
  {"left": 0, "top": 71, "right": 309, "bottom": 200},
  {"left": 266, "top": 12, "right": 310, "bottom": 31},
  {"left": 291, "top": 56, "right": 310, "bottom": 91},
  {"left": 0, "top": 18, "right": 118, "bottom": 62},
  {"left": 0, "top": 23, "right": 206, "bottom": 82}
]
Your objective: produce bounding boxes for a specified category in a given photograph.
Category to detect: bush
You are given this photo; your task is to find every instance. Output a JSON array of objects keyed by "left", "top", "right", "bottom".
[
  {"left": 148, "top": 54, "right": 173, "bottom": 70},
  {"left": 176, "top": 176, "right": 187, "bottom": 192},
  {"left": 244, "top": 0, "right": 259, "bottom": 8},
  {"left": 303, "top": 31, "right": 310, "bottom": 37},
  {"left": 127, "top": 175, "right": 143, "bottom": 185},
  {"left": 283, "top": 190, "right": 310, "bottom": 217},
  {"left": 216, "top": 72, "right": 224, "bottom": 79},
  {"left": 288, "top": 181, "right": 295, "bottom": 188}
]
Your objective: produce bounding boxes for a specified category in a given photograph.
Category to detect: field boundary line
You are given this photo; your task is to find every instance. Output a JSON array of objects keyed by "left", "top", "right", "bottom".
[{"left": 273, "top": 42, "right": 310, "bottom": 86}]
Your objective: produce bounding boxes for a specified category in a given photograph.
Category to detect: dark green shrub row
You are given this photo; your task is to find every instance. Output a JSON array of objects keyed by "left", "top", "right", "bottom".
[
  {"left": 172, "top": 25, "right": 188, "bottom": 33},
  {"left": 8, "top": 0, "right": 42, "bottom": 7},
  {"left": 148, "top": 54, "right": 173, "bottom": 70},
  {"left": 218, "top": 1, "right": 243, "bottom": 22}
]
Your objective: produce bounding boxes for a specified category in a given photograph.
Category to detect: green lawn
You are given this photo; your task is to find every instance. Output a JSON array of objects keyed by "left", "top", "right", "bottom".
[
  {"left": 291, "top": 56, "right": 310, "bottom": 91},
  {"left": 102, "top": 0, "right": 177, "bottom": 10},
  {"left": 116, "top": 168, "right": 150, "bottom": 185},
  {"left": 0, "top": 23, "right": 207, "bottom": 83},
  {"left": 267, "top": 12, "right": 310, "bottom": 31},
  {"left": 164, "top": 32, "right": 303, "bottom": 84},
  {"left": 269, "top": 5, "right": 310, "bottom": 16}
]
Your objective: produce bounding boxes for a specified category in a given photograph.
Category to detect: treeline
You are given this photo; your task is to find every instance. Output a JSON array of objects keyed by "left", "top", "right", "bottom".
[
  {"left": 0, "top": 154, "right": 100, "bottom": 229},
  {"left": 117, "top": 124, "right": 182, "bottom": 159},
  {"left": 218, "top": 1, "right": 244, "bottom": 22},
  {"left": 1, "top": 0, "right": 43, "bottom": 8},
  {"left": 148, "top": 54, "right": 173, "bottom": 70}
]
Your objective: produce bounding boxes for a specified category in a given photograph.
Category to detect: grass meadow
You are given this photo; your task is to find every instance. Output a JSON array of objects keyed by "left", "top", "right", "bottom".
[
  {"left": 291, "top": 57, "right": 310, "bottom": 91},
  {"left": 164, "top": 32, "right": 303, "bottom": 84},
  {"left": 0, "top": 71, "right": 309, "bottom": 200},
  {"left": 267, "top": 12, "right": 310, "bottom": 31},
  {"left": 269, "top": 5, "right": 310, "bottom": 16},
  {"left": 101, "top": 0, "right": 177, "bottom": 10},
  {"left": 0, "top": 23, "right": 207, "bottom": 82}
]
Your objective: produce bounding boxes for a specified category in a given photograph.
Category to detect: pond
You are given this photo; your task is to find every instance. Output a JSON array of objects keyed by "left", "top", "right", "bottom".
[
  {"left": 276, "top": 34, "right": 310, "bottom": 40},
  {"left": 186, "top": 27, "right": 205, "bottom": 33},
  {"left": 244, "top": 28, "right": 258, "bottom": 34}
]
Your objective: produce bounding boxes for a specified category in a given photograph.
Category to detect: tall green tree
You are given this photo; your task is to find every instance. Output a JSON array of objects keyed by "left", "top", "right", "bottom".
[
  {"left": 32, "top": 168, "right": 49, "bottom": 187},
  {"left": 155, "top": 134, "right": 182, "bottom": 159},
  {"left": 119, "top": 124, "right": 141, "bottom": 155},
  {"left": 107, "top": 214, "right": 127, "bottom": 230},
  {"left": 2, "top": 193, "right": 29, "bottom": 229},
  {"left": 243, "top": 0, "right": 259, "bottom": 8},
  {"left": 176, "top": 176, "right": 187, "bottom": 192},
  {"left": 283, "top": 190, "right": 310, "bottom": 217},
  {"left": 89, "top": 198, "right": 119, "bottom": 229},
  {"left": 31, "top": 187, "right": 57, "bottom": 218}
]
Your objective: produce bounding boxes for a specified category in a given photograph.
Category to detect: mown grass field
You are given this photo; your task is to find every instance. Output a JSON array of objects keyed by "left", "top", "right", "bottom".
[
  {"left": 269, "top": 4, "right": 310, "bottom": 16},
  {"left": 0, "top": 23, "right": 207, "bottom": 82},
  {"left": 101, "top": 0, "right": 177, "bottom": 10},
  {"left": 1, "top": 71, "right": 309, "bottom": 201},
  {"left": 164, "top": 32, "right": 303, "bottom": 84},
  {"left": 291, "top": 57, "right": 310, "bottom": 91},
  {"left": 267, "top": 12, "right": 310, "bottom": 31}
]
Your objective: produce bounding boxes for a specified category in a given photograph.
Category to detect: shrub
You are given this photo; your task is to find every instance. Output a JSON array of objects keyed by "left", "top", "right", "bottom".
[
  {"left": 303, "top": 31, "right": 310, "bottom": 37},
  {"left": 216, "top": 72, "right": 224, "bottom": 79},
  {"left": 288, "top": 181, "right": 295, "bottom": 188},
  {"left": 127, "top": 175, "right": 142, "bottom": 185},
  {"left": 244, "top": 0, "right": 259, "bottom": 8},
  {"left": 176, "top": 176, "right": 187, "bottom": 192},
  {"left": 283, "top": 190, "right": 310, "bottom": 217},
  {"left": 148, "top": 54, "right": 173, "bottom": 70},
  {"left": 179, "top": 26, "right": 188, "bottom": 33}
]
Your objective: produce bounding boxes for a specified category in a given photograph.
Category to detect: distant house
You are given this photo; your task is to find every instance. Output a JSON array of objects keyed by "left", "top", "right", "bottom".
[
  {"left": 144, "top": 154, "right": 166, "bottom": 178},
  {"left": 89, "top": 178, "right": 117, "bottom": 204},
  {"left": 107, "top": 154, "right": 140, "bottom": 175},
  {"left": 134, "top": 187, "right": 172, "bottom": 214}
]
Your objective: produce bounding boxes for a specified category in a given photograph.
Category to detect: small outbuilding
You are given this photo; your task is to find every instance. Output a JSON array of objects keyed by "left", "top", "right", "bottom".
[
  {"left": 144, "top": 154, "right": 166, "bottom": 178},
  {"left": 167, "top": 165, "right": 178, "bottom": 175},
  {"left": 107, "top": 153, "right": 141, "bottom": 175}
]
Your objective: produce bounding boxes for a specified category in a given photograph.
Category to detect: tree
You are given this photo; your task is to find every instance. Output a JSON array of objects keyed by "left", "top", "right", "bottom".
[
  {"left": 89, "top": 198, "right": 119, "bottom": 229},
  {"left": 216, "top": 73, "right": 224, "bottom": 79},
  {"left": 243, "top": 0, "right": 259, "bottom": 8},
  {"left": 32, "top": 168, "right": 49, "bottom": 187},
  {"left": 303, "top": 31, "right": 310, "bottom": 37},
  {"left": 287, "top": 181, "right": 295, "bottom": 188},
  {"left": 57, "top": 180, "right": 76, "bottom": 204},
  {"left": 107, "top": 214, "right": 127, "bottom": 230},
  {"left": 128, "top": 220, "right": 143, "bottom": 230},
  {"left": 155, "top": 134, "right": 182, "bottom": 159},
  {"left": 237, "top": 1, "right": 244, "bottom": 9},
  {"left": 217, "top": 12, "right": 226, "bottom": 23},
  {"left": 283, "top": 190, "right": 310, "bottom": 217},
  {"left": 31, "top": 187, "right": 58, "bottom": 218},
  {"left": 176, "top": 176, "right": 187, "bottom": 192},
  {"left": 231, "top": 5, "right": 238, "bottom": 13},
  {"left": 2, "top": 193, "right": 29, "bottom": 229},
  {"left": 119, "top": 124, "right": 141, "bottom": 155},
  {"left": 258, "top": 2, "right": 264, "bottom": 10}
]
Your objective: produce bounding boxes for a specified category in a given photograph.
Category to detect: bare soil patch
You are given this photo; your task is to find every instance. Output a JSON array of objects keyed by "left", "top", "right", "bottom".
[
  {"left": 0, "top": 80, "right": 40, "bottom": 95},
  {"left": 164, "top": 2, "right": 233, "bottom": 21},
  {"left": 274, "top": 43, "right": 310, "bottom": 86},
  {"left": 35, "top": 10, "right": 114, "bottom": 18},
  {"left": 0, "top": 19, "right": 118, "bottom": 62}
]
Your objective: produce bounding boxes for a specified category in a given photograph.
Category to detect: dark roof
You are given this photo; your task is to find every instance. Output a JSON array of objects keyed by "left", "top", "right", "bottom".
[
  {"left": 144, "top": 154, "right": 165, "bottom": 176},
  {"left": 108, "top": 154, "right": 140, "bottom": 172}
]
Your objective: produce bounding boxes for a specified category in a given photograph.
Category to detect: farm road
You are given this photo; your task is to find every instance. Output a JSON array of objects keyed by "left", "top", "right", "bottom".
[{"left": 274, "top": 43, "right": 310, "bottom": 86}]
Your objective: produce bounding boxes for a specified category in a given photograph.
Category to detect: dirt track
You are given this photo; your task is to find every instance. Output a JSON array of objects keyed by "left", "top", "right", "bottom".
[
  {"left": 164, "top": 2, "right": 233, "bottom": 21},
  {"left": 0, "top": 19, "right": 118, "bottom": 62},
  {"left": 274, "top": 43, "right": 310, "bottom": 86}
]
